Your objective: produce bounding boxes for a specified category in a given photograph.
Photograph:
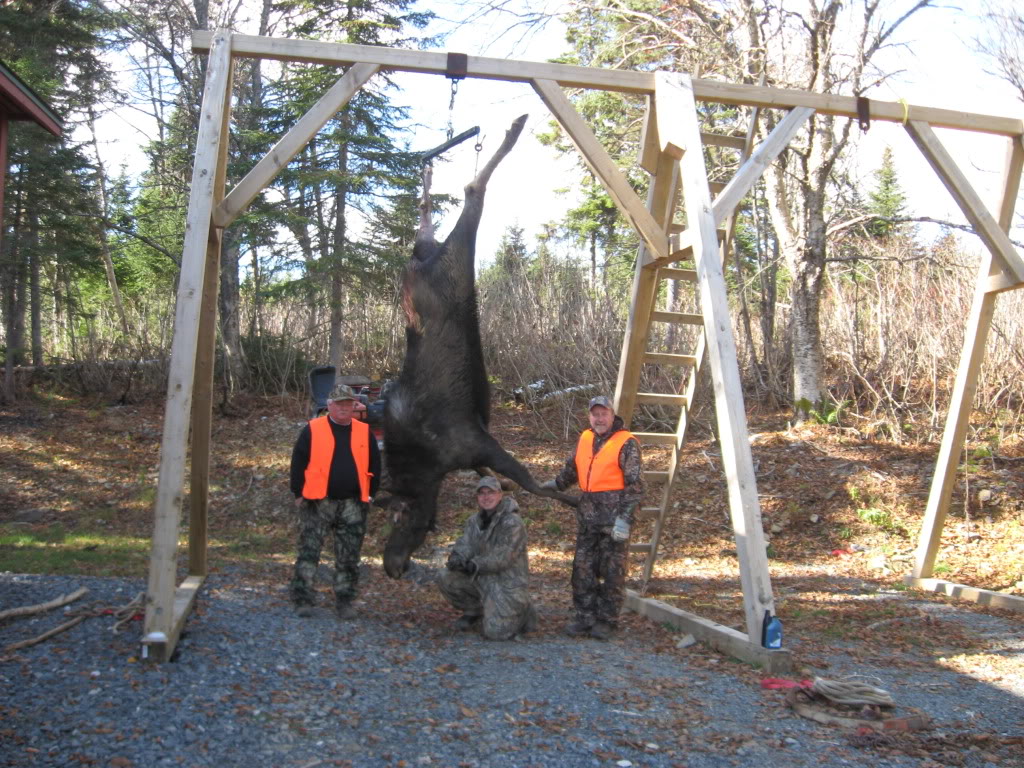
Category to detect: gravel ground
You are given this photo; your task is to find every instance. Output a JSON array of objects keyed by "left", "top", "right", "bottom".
[{"left": 1, "top": 570, "right": 1021, "bottom": 768}]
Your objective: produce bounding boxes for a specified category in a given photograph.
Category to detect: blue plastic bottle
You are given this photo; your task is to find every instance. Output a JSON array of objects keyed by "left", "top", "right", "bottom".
[{"left": 761, "top": 610, "right": 783, "bottom": 649}]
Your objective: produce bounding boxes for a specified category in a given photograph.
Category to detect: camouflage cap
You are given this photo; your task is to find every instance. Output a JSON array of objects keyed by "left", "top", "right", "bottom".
[
  {"left": 327, "top": 383, "right": 358, "bottom": 403},
  {"left": 475, "top": 475, "right": 502, "bottom": 492},
  {"left": 588, "top": 395, "right": 614, "bottom": 411}
]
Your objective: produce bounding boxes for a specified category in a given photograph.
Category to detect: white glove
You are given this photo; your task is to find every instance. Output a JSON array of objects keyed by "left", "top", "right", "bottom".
[{"left": 611, "top": 516, "right": 630, "bottom": 542}]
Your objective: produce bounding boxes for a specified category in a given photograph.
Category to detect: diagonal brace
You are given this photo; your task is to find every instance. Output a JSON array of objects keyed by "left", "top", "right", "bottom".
[
  {"left": 214, "top": 62, "right": 379, "bottom": 228},
  {"left": 905, "top": 119, "right": 1024, "bottom": 287}
]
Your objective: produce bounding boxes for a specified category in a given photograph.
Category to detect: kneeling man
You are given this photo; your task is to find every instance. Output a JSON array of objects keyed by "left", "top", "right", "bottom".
[{"left": 438, "top": 476, "right": 537, "bottom": 640}]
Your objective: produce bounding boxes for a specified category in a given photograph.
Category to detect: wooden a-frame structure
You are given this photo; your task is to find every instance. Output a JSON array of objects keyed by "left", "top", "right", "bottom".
[{"left": 142, "top": 29, "right": 1024, "bottom": 664}]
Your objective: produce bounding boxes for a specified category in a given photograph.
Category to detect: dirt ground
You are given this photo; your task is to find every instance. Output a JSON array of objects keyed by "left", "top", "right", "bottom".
[{"left": 1, "top": 393, "right": 1023, "bottom": 763}]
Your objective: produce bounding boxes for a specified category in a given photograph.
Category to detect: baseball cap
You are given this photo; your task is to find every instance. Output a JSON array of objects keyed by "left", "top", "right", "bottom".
[
  {"left": 475, "top": 476, "right": 502, "bottom": 492},
  {"left": 327, "top": 383, "right": 358, "bottom": 402},
  {"left": 588, "top": 395, "right": 614, "bottom": 411}
]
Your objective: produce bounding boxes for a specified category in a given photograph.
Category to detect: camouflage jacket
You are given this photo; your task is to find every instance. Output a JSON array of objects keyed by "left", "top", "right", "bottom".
[
  {"left": 451, "top": 496, "right": 532, "bottom": 601},
  {"left": 554, "top": 417, "right": 644, "bottom": 527}
]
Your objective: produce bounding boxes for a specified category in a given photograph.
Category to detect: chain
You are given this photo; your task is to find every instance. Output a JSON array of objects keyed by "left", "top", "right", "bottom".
[
  {"left": 446, "top": 79, "right": 460, "bottom": 141},
  {"left": 474, "top": 135, "right": 483, "bottom": 175}
]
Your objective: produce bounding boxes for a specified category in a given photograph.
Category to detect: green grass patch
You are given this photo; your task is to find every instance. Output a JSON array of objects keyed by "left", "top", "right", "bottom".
[{"left": 0, "top": 523, "right": 150, "bottom": 577}]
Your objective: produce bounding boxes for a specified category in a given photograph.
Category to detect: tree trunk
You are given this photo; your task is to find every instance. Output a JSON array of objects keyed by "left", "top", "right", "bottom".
[
  {"left": 328, "top": 114, "right": 351, "bottom": 372},
  {"left": 219, "top": 228, "right": 246, "bottom": 393},
  {"left": 87, "top": 106, "right": 130, "bottom": 337},
  {"left": 29, "top": 224, "right": 42, "bottom": 366}
]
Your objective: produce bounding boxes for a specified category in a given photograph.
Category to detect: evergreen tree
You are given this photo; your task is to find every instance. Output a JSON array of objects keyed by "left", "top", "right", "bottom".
[
  {"left": 867, "top": 146, "right": 908, "bottom": 238},
  {"left": 0, "top": 0, "right": 116, "bottom": 400}
]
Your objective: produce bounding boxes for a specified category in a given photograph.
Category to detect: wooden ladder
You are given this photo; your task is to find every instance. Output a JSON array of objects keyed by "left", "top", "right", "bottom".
[{"left": 613, "top": 74, "right": 814, "bottom": 597}]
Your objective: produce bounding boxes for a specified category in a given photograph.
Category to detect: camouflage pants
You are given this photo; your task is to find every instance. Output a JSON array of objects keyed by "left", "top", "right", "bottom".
[
  {"left": 571, "top": 522, "right": 629, "bottom": 626},
  {"left": 289, "top": 498, "right": 368, "bottom": 608},
  {"left": 437, "top": 570, "right": 537, "bottom": 641}
]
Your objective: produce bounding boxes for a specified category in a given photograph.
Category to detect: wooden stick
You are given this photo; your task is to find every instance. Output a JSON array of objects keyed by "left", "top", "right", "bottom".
[
  {"left": 2, "top": 615, "right": 88, "bottom": 654},
  {"left": 0, "top": 587, "right": 88, "bottom": 622}
]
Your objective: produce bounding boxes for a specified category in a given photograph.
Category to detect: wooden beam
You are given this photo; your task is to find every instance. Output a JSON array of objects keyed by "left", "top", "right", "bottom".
[
  {"left": 635, "top": 392, "right": 688, "bottom": 407},
  {"left": 711, "top": 106, "right": 815, "bottom": 226},
  {"left": 189, "top": 51, "right": 234, "bottom": 579},
  {"left": 912, "top": 135, "right": 1023, "bottom": 579},
  {"left": 702, "top": 131, "right": 746, "bottom": 149},
  {"left": 614, "top": 113, "right": 680, "bottom": 425},
  {"left": 532, "top": 78, "right": 669, "bottom": 263},
  {"left": 644, "top": 352, "right": 697, "bottom": 367},
  {"left": 625, "top": 591, "right": 793, "bottom": 674},
  {"left": 192, "top": 32, "right": 1024, "bottom": 137},
  {"left": 144, "top": 30, "right": 233, "bottom": 649},
  {"left": 912, "top": 257, "right": 998, "bottom": 579},
  {"left": 637, "top": 95, "right": 660, "bottom": 174},
  {"left": 903, "top": 578, "right": 1024, "bottom": 612},
  {"left": 658, "top": 267, "right": 697, "bottom": 282},
  {"left": 215, "top": 63, "right": 379, "bottom": 228},
  {"left": 654, "top": 74, "right": 687, "bottom": 159},
  {"left": 647, "top": 227, "right": 725, "bottom": 269},
  {"left": 631, "top": 433, "right": 679, "bottom": 446},
  {"left": 141, "top": 575, "right": 205, "bottom": 662},
  {"left": 905, "top": 120, "right": 1024, "bottom": 285},
  {"left": 651, "top": 310, "right": 703, "bottom": 325},
  {"left": 672, "top": 72, "right": 775, "bottom": 643}
]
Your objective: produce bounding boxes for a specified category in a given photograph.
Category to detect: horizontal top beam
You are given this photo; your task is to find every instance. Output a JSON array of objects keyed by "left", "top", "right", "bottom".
[{"left": 193, "top": 31, "right": 1023, "bottom": 137}]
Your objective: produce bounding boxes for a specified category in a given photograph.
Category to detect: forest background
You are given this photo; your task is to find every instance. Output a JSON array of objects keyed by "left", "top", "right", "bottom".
[{"left": 2, "top": 0, "right": 1024, "bottom": 444}]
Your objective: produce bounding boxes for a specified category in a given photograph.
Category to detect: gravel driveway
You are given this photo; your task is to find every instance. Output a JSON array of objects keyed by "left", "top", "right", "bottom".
[{"left": 1, "top": 570, "right": 1021, "bottom": 768}]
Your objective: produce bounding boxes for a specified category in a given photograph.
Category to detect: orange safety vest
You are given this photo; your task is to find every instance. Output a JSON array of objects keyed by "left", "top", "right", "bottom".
[
  {"left": 574, "top": 429, "right": 634, "bottom": 492},
  {"left": 302, "top": 416, "right": 373, "bottom": 502}
]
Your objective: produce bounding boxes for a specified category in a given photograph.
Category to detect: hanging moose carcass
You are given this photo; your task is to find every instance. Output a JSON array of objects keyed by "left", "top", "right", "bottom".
[{"left": 377, "top": 114, "right": 576, "bottom": 578}]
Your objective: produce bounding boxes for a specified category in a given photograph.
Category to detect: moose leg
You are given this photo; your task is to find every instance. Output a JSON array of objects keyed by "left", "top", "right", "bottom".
[
  {"left": 472, "top": 432, "right": 577, "bottom": 507},
  {"left": 447, "top": 115, "right": 528, "bottom": 249},
  {"left": 473, "top": 466, "right": 513, "bottom": 491},
  {"left": 416, "top": 163, "right": 435, "bottom": 246}
]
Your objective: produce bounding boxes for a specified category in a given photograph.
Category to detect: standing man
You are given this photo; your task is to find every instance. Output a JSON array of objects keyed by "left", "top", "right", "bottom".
[
  {"left": 545, "top": 395, "right": 643, "bottom": 640},
  {"left": 437, "top": 476, "right": 537, "bottom": 640},
  {"left": 290, "top": 383, "right": 381, "bottom": 619}
]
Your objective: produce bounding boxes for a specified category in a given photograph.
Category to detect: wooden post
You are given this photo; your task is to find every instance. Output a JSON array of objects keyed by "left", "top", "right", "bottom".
[
  {"left": 910, "top": 134, "right": 1024, "bottom": 580},
  {"left": 188, "top": 52, "right": 234, "bottom": 578},
  {"left": 667, "top": 72, "right": 775, "bottom": 642},
  {"left": 143, "top": 30, "right": 234, "bottom": 662}
]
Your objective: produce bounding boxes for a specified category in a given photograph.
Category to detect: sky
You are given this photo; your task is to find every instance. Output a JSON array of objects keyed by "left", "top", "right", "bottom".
[{"left": 93, "top": 2, "right": 1023, "bottom": 266}]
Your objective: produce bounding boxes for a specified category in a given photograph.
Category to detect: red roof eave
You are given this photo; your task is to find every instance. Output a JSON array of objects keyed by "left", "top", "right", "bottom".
[{"left": 0, "top": 62, "right": 62, "bottom": 138}]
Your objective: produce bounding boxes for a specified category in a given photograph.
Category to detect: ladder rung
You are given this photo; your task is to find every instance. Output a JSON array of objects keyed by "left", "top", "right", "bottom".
[
  {"left": 651, "top": 311, "right": 703, "bottom": 326},
  {"left": 632, "top": 432, "right": 678, "bottom": 446},
  {"left": 629, "top": 542, "right": 653, "bottom": 553},
  {"left": 637, "top": 506, "right": 662, "bottom": 521},
  {"left": 644, "top": 352, "right": 697, "bottom": 367},
  {"left": 701, "top": 131, "right": 746, "bottom": 150},
  {"left": 666, "top": 228, "right": 725, "bottom": 260},
  {"left": 644, "top": 470, "right": 670, "bottom": 483},
  {"left": 636, "top": 392, "right": 689, "bottom": 407},
  {"left": 658, "top": 267, "right": 697, "bottom": 283}
]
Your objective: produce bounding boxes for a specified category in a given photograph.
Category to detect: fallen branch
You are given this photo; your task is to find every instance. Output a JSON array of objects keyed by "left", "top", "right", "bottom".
[
  {"left": 2, "top": 615, "right": 88, "bottom": 654},
  {"left": 0, "top": 587, "right": 88, "bottom": 622}
]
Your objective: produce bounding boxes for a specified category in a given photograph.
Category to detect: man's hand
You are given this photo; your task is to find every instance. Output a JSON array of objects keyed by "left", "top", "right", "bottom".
[
  {"left": 461, "top": 558, "right": 479, "bottom": 577},
  {"left": 294, "top": 497, "right": 305, "bottom": 508},
  {"left": 447, "top": 551, "right": 466, "bottom": 572}
]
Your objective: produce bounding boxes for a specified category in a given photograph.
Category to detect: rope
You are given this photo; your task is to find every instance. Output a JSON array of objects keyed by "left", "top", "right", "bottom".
[
  {"left": 811, "top": 676, "right": 895, "bottom": 707},
  {"left": 2, "top": 591, "right": 147, "bottom": 656}
]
